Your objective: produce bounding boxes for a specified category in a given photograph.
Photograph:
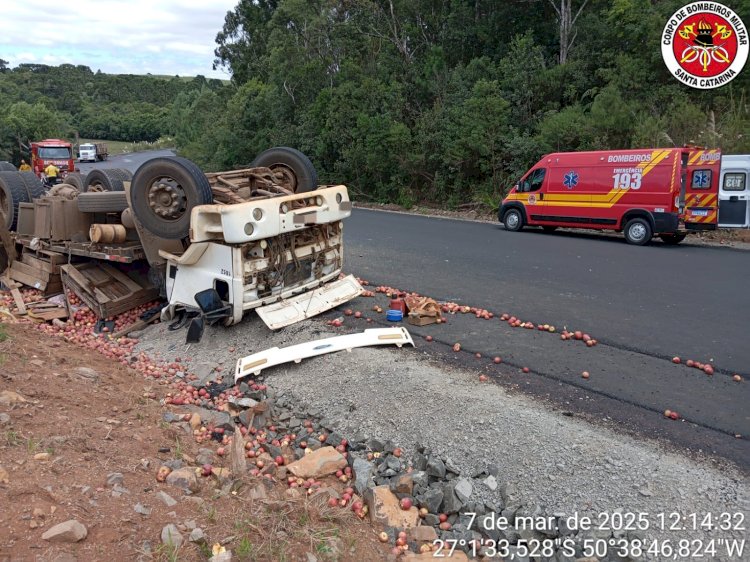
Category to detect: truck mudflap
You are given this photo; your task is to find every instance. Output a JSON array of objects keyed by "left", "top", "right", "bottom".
[
  {"left": 235, "top": 326, "right": 414, "bottom": 380},
  {"left": 255, "top": 274, "right": 363, "bottom": 330}
]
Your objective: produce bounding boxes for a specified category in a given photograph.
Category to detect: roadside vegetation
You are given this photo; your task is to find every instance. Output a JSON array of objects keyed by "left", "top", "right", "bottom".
[{"left": 0, "top": 1, "right": 748, "bottom": 210}]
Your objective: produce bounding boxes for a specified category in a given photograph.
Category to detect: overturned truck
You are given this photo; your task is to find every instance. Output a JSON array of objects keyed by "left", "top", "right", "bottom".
[{"left": 0, "top": 147, "right": 361, "bottom": 333}]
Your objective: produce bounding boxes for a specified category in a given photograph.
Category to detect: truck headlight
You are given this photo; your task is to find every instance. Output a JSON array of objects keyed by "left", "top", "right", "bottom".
[
  {"left": 252, "top": 208, "right": 263, "bottom": 221},
  {"left": 244, "top": 223, "right": 254, "bottom": 236}
]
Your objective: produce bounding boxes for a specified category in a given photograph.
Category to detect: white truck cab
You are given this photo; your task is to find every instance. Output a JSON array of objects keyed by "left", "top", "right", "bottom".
[{"left": 79, "top": 143, "right": 97, "bottom": 163}]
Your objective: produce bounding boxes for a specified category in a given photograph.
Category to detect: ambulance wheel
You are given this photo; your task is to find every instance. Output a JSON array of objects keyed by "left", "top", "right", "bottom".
[
  {"left": 503, "top": 208, "right": 524, "bottom": 232},
  {"left": 624, "top": 218, "right": 652, "bottom": 245},
  {"left": 542, "top": 226, "right": 558, "bottom": 233},
  {"left": 660, "top": 233, "right": 686, "bottom": 245}
]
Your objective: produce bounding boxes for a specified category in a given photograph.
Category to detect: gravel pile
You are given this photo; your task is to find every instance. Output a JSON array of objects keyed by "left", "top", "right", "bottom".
[{"left": 136, "top": 316, "right": 749, "bottom": 558}]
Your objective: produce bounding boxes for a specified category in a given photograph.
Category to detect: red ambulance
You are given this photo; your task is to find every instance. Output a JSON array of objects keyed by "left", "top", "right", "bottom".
[{"left": 498, "top": 148, "right": 720, "bottom": 245}]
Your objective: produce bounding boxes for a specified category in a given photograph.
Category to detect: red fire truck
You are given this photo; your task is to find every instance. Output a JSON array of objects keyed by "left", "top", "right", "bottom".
[
  {"left": 498, "top": 147, "right": 720, "bottom": 245},
  {"left": 30, "top": 139, "right": 76, "bottom": 179}
]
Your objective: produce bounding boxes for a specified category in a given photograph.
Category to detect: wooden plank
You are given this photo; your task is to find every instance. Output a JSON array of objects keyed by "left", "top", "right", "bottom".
[
  {"left": 11, "top": 288, "right": 26, "bottom": 314},
  {"left": 10, "top": 259, "right": 51, "bottom": 282},
  {"left": 38, "top": 250, "right": 66, "bottom": 265},
  {"left": 21, "top": 253, "right": 59, "bottom": 274},
  {"left": 61, "top": 264, "right": 94, "bottom": 292},
  {"left": 92, "top": 287, "right": 112, "bottom": 304},
  {"left": 99, "top": 263, "right": 143, "bottom": 292},
  {"left": 0, "top": 274, "right": 20, "bottom": 289},
  {"left": 8, "top": 268, "right": 48, "bottom": 291}
]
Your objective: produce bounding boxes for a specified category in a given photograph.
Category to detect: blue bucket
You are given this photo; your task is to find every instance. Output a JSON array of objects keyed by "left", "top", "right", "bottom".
[{"left": 386, "top": 309, "right": 403, "bottom": 322}]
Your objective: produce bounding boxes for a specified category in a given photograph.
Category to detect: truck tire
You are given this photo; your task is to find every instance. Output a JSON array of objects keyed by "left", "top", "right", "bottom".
[
  {"left": 17, "top": 171, "right": 46, "bottom": 200},
  {"left": 110, "top": 167, "right": 133, "bottom": 183},
  {"left": 84, "top": 168, "right": 128, "bottom": 192},
  {"left": 65, "top": 171, "right": 85, "bottom": 191},
  {"left": 77, "top": 191, "right": 129, "bottom": 213},
  {"left": 503, "top": 208, "right": 524, "bottom": 232},
  {"left": 0, "top": 172, "right": 30, "bottom": 230},
  {"left": 251, "top": 147, "right": 318, "bottom": 193},
  {"left": 130, "top": 156, "right": 213, "bottom": 239},
  {"left": 624, "top": 218, "right": 652, "bottom": 245},
  {"left": 0, "top": 161, "right": 17, "bottom": 172}
]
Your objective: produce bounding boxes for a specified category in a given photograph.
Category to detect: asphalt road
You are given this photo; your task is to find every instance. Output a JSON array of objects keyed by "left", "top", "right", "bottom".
[
  {"left": 74, "top": 149, "right": 175, "bottom": 177},
  {"left": 343, "top": 208, "right": 750, "bottom": 466}
]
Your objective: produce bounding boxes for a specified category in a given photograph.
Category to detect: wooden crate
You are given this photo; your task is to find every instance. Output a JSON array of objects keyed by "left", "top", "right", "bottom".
[
  {"left": 7, "top": 249, "right": 64, "bottom": 295},
  {"left": 60, "top": 262, "right": 159, "bottom": 319}
]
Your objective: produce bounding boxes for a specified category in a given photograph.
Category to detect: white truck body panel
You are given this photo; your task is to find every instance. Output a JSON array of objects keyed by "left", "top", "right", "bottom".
[
  {"left": 189, "top": 184, "right": 351, "bottom": 243},
  {"left": 256, "top": 274, "right": 363, "bottom": 329},
  {"left": 235, "top": 327, "right": 415, "bottom": 379}
]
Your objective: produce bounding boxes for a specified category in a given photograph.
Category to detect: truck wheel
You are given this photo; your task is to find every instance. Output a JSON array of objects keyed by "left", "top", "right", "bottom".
[
  {"left": 110, "top": 168, "right": 133, "bottom": 182},
  {"left": 251, "top": 147, "right": 318, "bottom": 193},
  {"left": 503, "top": 208, "right": 524, "bottom": 232},
  {"left": 77, "top": 191, "right": 128, "bottom": 213},
  {"left": 84, "top": 168, "right": 128, "bottom": 192},
  {"left": 0, "top": 161, "right": 17, "bottom": 172},
  {"left": 624, "top": 218, "right": 652, "bottom": 245},
  {"left": 130, "top": 156, "right": 213, "bottom": 239},
  {"left": 65, "top": 171, "right": 85, "bottom": 191},
  {"left": 0, "top": 172, "right": 30, "bottom": 230},
  {"left": 659, "top": 233, "right": 686, "bottom": 245},
  {"left": 18, "top": 171, "right": 46, "bottom": 200}
]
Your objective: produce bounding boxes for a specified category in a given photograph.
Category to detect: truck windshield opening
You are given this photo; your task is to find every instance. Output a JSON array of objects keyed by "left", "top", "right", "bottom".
[{"left": 38, "top": 147, "right": 71, "bottom": 159}]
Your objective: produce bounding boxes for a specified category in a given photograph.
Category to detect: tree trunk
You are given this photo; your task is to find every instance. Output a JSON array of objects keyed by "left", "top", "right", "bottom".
[{"left": 548, "top": 0, "right": 588, "bottom": 64}]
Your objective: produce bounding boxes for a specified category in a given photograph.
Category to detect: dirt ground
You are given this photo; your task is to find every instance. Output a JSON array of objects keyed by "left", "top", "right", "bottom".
[{"left": 0, "top": 323, "right": 390, "bottom": 562}]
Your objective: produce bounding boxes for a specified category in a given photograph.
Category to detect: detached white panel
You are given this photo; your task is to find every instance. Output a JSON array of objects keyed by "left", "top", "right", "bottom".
[{"left": 235, "top": 327, "right": 415, "bottom": 380}]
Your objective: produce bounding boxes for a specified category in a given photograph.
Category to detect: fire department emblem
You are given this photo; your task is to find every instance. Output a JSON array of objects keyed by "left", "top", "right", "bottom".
[{"left": 662, "top": 3, "right": 748, "bottom": 89}]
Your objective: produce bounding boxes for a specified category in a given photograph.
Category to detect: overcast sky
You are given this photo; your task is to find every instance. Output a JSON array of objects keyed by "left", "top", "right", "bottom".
[{"left": 0, "top": 0, "right": 239, "bottom": 78}]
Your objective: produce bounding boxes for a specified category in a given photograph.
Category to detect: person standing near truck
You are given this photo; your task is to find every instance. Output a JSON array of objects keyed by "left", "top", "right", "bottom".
[
  {"left": 44, "top": 162, "right": 60, "bottom": 185},
  {"left": 18, "top": 159, "right": 31, "bottom": 171}
]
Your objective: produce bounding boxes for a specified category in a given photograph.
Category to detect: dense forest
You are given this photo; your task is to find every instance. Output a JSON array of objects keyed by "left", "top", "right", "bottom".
[
  {"left": 0, "top": 62, "right": 224, "bottom": 162},
  {"left": 2, "top": 0, "right": 749, "bottom": 207}
]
